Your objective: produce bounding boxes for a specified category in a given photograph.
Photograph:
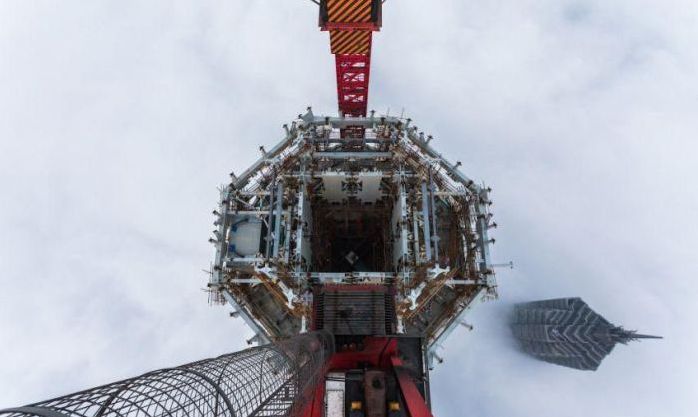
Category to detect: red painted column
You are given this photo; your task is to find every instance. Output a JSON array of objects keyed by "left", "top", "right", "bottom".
[
  {"left": 335, "top": 52, "right": 371, "bottom": 117},
  {"left": 391, "top": 356, "right": 435, "bottom": 417}
]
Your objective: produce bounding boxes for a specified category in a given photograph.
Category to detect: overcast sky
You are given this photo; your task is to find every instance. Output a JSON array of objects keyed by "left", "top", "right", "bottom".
[{"left": 0, "top": 1, "right": 696, "bottom": 416}]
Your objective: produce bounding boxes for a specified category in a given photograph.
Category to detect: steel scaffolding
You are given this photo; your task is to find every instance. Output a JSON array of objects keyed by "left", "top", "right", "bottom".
[{"left": 0, "top": 332, "right": 334, "bottom": 417}]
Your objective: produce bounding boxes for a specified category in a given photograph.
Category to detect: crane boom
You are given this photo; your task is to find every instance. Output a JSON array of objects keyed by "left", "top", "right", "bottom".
[{"left": 319, "top": 0, "right": 382, "bottom": 117}]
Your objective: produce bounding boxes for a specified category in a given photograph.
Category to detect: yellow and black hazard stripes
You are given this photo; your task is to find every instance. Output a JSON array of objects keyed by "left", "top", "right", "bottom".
[
  {"left": 326, "top": 0, "right": 375, "bottom": 54},
  {"left": 321, "top": 0, "right": 379, "bottom": 116},
  {"left": 330, "top": 30, "right": 371, "bottom": 55},
  {"left": 326, "top": 0, "right": 373, "bottom": 23}
]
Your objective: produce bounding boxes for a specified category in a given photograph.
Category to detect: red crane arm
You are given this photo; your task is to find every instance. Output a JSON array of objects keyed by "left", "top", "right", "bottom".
[{"left": 319, "top": 0, "right": 382, "bottom": 117}]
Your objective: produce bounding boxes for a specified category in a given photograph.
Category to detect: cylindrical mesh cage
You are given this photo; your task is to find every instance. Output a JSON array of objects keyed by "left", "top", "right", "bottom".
[{"left": 0, "top": 332, "right": 333, "bottom": 417}]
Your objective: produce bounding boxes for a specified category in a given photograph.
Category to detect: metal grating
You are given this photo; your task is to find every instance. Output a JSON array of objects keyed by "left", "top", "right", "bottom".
[{"left": 315, "top": 287, "right": 394, "bottom": 336}]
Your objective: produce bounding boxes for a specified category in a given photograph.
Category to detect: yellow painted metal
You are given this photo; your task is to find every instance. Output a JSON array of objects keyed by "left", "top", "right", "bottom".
[
  {"left": 330, "top": 30, "right": 371, "bottom": 54},
  {"left": 327, "top": 0, "right": 373, "bottom": 23}
]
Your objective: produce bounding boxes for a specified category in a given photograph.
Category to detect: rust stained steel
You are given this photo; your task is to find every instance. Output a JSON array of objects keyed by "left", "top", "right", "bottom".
[
  {"left": 256, "top": 271, "right": 291, "bottom": 296},
  {"left": 225, "top": 285, "right": 281, "bottom": 338},
  {"left": 403, "top": 267, "right": 461, "bottom": 322},
  {"left": 0, "top": 332, "right": 335, "bottom": 417},
  {"left": 253, "top": 272, "right": 303, "bottom": 318}
]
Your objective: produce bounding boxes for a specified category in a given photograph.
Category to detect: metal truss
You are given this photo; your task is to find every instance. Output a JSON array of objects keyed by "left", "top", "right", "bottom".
[
  {"left": 0, "top": 332, "right": 334, "bottom": 417},
  {"left": 318, "top": 0, "right": 380, "bottom": 117},
  {"left": 335, "top": 53, "right": 371, "bottom": 117}
]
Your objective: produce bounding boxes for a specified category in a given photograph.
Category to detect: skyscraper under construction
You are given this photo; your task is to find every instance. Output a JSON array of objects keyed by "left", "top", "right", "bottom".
[
  {"left": 0, "top": 2, "right": 659, "bottom": 417},
  {"left": 1, "top": 2, "right": 498, "bottom": 417}
]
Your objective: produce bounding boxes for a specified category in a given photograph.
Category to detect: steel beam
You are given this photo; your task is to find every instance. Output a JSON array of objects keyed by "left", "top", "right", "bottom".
[
  {"left": 335, "top": 53, "right": 371, "bottom": 117},
  {"left": 391, "top": 356, "right": 434, "bottom": 417},
  {"left": 273, "top": 182, "right": 284, "bottom": 258},
  {"left": 421, "top": 181, "right": 432, "bottom": 261},
  {"left": 312, "top": 151, "right": 391, "bottom": 159}
]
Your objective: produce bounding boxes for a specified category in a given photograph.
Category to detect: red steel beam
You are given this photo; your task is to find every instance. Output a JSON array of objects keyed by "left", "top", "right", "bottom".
[
  {"left": 320, "top": 0, "right": 380, "bottom": 117},
  {"left": 299, "top": 375, "right": 326, "bottom": 417},
  {"left": 335, "top": 52, "right": 371, "bottom": 117},
  {"left": 391, "top": 356, "right": 435, "bottom": 417},
  {"left": 299, "top": 338, "right": 397, "bottom": 417}
]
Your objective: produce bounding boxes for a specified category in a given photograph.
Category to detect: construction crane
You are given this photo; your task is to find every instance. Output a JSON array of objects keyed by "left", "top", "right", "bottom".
[
  {"left": 0, "top": 2, "right": 497, "bottom": 417},
  {"left": 319, "top": 0, "right": 382, "bottom": 117}
]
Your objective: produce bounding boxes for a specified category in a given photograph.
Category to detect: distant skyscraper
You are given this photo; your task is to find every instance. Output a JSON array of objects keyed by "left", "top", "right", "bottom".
[{"left": 511, "top": 297, "right": 660, "bottom": 371}]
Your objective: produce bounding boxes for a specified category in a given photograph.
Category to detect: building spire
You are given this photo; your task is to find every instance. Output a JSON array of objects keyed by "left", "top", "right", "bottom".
[{"left": 611, "top": 327, "right": 663, "bottom": 344}]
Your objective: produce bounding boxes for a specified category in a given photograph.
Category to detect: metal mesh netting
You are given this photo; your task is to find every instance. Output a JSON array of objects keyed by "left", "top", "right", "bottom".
[{"left": 0, "top": 332, "right": 333, "bottom": 417}]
